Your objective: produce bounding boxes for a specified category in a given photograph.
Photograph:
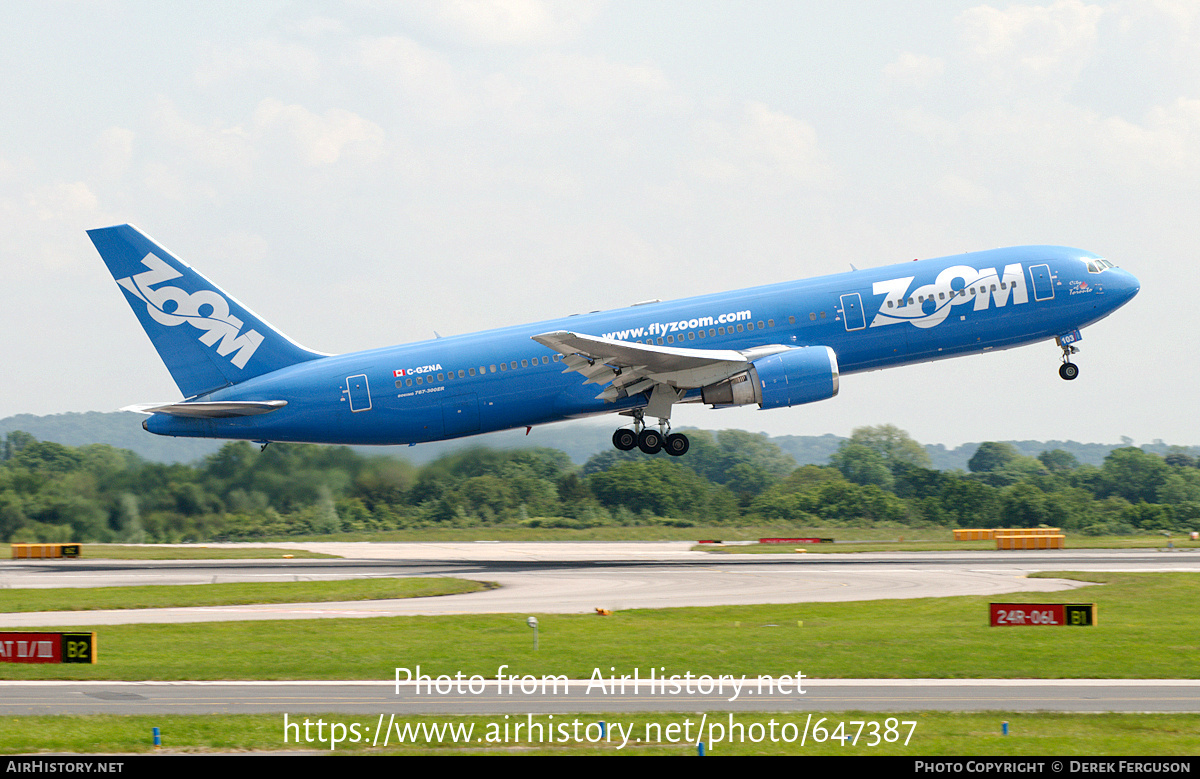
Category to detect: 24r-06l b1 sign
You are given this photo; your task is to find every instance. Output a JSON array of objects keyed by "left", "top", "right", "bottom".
[{"left": 989, "top": 603, "right": 1096, "bottom": 626}]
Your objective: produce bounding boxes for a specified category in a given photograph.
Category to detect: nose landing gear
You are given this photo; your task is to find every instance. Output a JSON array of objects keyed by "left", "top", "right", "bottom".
[{"left": 1058, "top": 340, "right": 1080, "bottom": 381}]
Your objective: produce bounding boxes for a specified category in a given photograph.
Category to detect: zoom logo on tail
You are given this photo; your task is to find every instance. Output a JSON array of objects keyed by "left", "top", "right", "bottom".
[
  {"left": 90, "top": 224, "right": 323, "bottom": 399},
  {"left": 116, "top": 253, "right": 264, "bottom": 369}
]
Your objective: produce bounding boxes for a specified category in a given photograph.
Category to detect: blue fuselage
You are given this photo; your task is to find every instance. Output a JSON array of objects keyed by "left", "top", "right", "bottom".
[{"left": 145, "top": 245, "right": 1139, "bottom": 445}]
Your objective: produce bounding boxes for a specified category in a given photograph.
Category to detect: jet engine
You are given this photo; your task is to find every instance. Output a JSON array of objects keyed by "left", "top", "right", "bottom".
[{"left": 701, "top": 346, "right": 839, "bottom": 409}]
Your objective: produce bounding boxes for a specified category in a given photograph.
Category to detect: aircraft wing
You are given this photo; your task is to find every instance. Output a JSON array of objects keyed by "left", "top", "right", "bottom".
[{"left": 532, "top": 330, "right": 787, "bottom": 402}]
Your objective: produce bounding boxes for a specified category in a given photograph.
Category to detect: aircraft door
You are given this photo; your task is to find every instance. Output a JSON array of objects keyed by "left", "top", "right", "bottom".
[
  {"left": 344, "top": 374, "right": 372, "bottom": 412},
  {"left": 839, "top": 293, "right": 866, "bottom": 331},
  {"left": 1029, "top": 264, "right": 1054, "bottom": 301},
  {"left": 443, "top": 393, "right": 480, "bottom": 437}
]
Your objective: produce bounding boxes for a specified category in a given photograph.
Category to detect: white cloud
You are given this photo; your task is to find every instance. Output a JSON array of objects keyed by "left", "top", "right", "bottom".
[
  {"left": 518, "top": 52, "right": 670, "bottom": 115},
  {"left": 357, "top": 36, "right": 473, "bottom": 123},
  {"left": 0, "top": 178, "right": 104, "bottom": 274},
  {"left": 27, "top": 181, "right": 98, "bottom": 222},
  {"left": 412, "top": 0, "right": 602, "bottom": 45},
  {"left": 196, "top": 39, "right": 322, "bottom": 86},
  {"left": 151, "top": 98, "right": 384, "bottom": 174},
  {"left": 95, "top": 127, "right": 135, "bottom": 180},
  {"left": 251, "top": 99, "right": 386, "bottom": 166},
  {"left": 690, "top": 101, "right": 830, "bottom": 186},
  {"left": 936, "top": 173, "right": 995, "bottom": 206},
  {"left": 285, "top": 15, "right": 346, "bottom": 38},
  {"left": 151, "top": 99, "right": 255, "bottom": 179},
  {"left": 1101, "top": 97, "right": 1200, "bottom": 175},
  {"left": 884, "top": 52, "right": 945, "bottom": 86},
  {"left": 957, "top": 0, "right": 1104, "bottom": 89}
]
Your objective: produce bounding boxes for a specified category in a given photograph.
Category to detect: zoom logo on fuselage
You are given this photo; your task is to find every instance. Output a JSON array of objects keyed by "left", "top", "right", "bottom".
[
  {"left": 869, "top": 263, "right": 1029, "bottom": 330},
  {"left": 115, "top": 253, "right": 264, "bottom": 368}
]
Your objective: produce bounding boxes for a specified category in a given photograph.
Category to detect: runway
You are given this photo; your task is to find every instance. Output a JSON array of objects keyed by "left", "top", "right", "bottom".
[
  {"left": 4, "top": 544, "right": 1197, "bottom": 626},
  {"left": 3, "top": 544, "right": 1198, "bottom": 717},
  {"left": 3, "top": 679, "right": 1198, "bottom": 715}
]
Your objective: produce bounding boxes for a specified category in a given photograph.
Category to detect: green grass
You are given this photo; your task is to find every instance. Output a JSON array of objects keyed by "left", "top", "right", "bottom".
[
  {"left": 1, "top": 712, "right": 1196, "bottom": 755},
  {"left": 67, "top": 545, "right": 339, "bottom": 559},
  {"left": 0, "top": 578, "right": 489, "bottom": 612},
  {"left": 2, "top": 572, "right": 1197, "bottom": 681}
]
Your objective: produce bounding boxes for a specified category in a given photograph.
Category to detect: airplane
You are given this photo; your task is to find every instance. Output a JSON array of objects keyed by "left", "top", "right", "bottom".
[{"left": 88, "top": 225, "right": 1139, "bottom": 456}]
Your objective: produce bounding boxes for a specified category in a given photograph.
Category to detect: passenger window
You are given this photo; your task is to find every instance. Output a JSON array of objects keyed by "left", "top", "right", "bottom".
[
  {"left": 820, "top": 312, "right": 826, "bottom": 318},
  {"left": 736, "top": 324, "right": 744, "bottom": 332},
  {"left": 542, "top": 356, "right": 549, "bottom": 364},
  {"left": 788, "top": 316, "right": 795, "bottom": 325},
  {"left": 810, "top": 312, "right": 817, "bottom": 320},
  {"left": 500, "top": 363, "right": 507, "bottom": 371},
  {"left": 768, "top": 319, "right": 774, "bottom": 327},
  {"left": 688, "top": 332, "right": 695, "bottom": 340},
  {"left": 438, "top": 373, "right": 444, "bottom": 381},
  {"left": 757, "top": 321, "right": 764, "bottom": 329},
  {"left": 458, "top": 370, "right": 465, "bottom": 378},
  {"left": 698, "top": 330, "right": 705, "bottom": 338},
  {"left": 490, "top": 365, "right": 496, "bottom": 373},
  {"left": 667, "top": 335, "right": 675, "bottom": 343},
  {"left": 395, "top": 380, "right": 403, "bottom": 388},
  {"left": 469, "top": 368, "right": 476, "bottom": 376},
  {"left": 521, "top": 359, "right": 529, "bottom": 367}
]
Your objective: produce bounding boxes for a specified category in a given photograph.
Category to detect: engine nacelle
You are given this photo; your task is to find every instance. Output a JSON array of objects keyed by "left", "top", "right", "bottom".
[{"left": 701, "top": 346, "right": 839, "bottom": 409}]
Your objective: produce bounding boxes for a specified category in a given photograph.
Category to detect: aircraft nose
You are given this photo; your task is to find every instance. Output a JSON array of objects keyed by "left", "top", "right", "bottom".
[{"left": 1113, "top": 268, "right": 1140, "bottom": 304}]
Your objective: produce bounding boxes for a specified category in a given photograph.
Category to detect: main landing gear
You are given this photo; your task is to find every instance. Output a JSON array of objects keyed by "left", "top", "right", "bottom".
[
  {"left": 612, "top": 409, "right": 690, "bottom": 456},
  {"left": 1058, "top": 341, "right": 1080, "bottom": 381}
]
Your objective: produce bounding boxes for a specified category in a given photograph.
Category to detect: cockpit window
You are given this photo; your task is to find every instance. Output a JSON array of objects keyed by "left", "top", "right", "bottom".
[{"left": 1085, "top": 258, "right": 1114, "bottom": 273}]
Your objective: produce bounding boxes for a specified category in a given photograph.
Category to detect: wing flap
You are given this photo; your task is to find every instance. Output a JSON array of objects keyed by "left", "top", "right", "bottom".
[
  {"left": 533, "top": 330, "right": 775, "bottom": 404},
  {"left": 533, "top": 330, "right": 748, "bottom": 373}
]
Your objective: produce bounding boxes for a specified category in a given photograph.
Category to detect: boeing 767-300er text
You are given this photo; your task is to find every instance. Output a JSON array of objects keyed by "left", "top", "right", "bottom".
[{"left": 89, "top": 225, "right": 1139, "bottom": 455}]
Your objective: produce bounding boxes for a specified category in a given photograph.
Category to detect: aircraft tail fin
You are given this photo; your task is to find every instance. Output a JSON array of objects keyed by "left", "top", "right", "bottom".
[{"left": 88, "top": 224, "right": 325, "bottom": 398}]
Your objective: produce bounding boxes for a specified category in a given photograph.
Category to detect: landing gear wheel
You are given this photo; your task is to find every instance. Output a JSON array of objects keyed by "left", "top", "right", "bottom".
[
  {"left": 637, "top": 429, "right": 663, "bottom": 455},
  {"left": 1059, "top": 362, "right": 1079, "bottom": 381},
  {"left": 612, "top": 428, "right": 637, "bottom": 451},
  {"left": 664, "top": 433, "right": 690, "bottom": 457}
]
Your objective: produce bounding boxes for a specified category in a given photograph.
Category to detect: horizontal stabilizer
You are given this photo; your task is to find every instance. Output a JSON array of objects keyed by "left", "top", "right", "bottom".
[{"left": 122, "top": 400, "right": 288, "bottom": 418}]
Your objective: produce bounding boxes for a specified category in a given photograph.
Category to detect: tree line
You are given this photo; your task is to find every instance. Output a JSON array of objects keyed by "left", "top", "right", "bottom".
[{"left": 2, "top": 425, "right": 1197, "bottom": 543}]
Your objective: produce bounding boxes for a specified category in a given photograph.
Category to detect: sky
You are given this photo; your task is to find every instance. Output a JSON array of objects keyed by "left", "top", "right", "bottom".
[{"left": 1, "top": 0, "right": 1197, "bottom": 448}]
